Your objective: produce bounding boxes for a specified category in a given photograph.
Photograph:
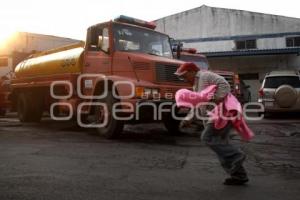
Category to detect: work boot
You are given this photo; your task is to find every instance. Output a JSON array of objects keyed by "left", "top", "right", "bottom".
[
  {"left": 223, "top": 177, "right": 249, "bottom": 185},
  {"left": 224, "top": 165, "right": 249, "bottom": 185}
]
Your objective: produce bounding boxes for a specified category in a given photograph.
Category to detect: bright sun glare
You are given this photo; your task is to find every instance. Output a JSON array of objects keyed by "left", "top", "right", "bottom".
[{"left": 0, "top": 31, "right": 15, "bottom": 49}]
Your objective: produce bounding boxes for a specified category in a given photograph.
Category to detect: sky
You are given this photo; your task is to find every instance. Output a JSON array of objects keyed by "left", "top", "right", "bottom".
[{"left": 0, "top": 0, "right": 299, "bottom": 43}]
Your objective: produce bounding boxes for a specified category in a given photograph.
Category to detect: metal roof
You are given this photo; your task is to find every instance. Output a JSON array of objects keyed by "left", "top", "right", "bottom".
[{"left": 203, "top": 48, "right": 300, "bottom": 58}]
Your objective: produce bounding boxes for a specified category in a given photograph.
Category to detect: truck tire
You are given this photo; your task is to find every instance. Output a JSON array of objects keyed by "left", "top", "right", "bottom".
[
  {"left": 94, "top": 91, "right": 124, "bottom": 139},
  {"left": 0, "top": 109, "right": 6, "bottom": 117},
  {"left": 17, "top": 93, "right": 32, "bottom": 122},
  {"left": 17, "top": 92, "right": 43, "bottom": 122},
  {"left": 163, "top": 113, "right": 184, "bottom": 136},
  {"left": 275, "top": 85, "right": 297, "bottom": 108}
]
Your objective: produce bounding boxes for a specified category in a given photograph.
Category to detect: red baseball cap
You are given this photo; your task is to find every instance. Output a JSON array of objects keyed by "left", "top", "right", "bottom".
[{"left": 174, "top": 62, "right": 199, "bottom": 76}]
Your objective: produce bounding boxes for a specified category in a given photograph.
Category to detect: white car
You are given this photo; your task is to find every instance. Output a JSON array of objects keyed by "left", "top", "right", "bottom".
[{"left": 258, "top": 70, "right": 300, "bottom": 114}]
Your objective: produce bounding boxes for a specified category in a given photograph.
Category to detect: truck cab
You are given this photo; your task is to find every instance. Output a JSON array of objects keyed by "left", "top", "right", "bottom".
[{"left": 84, "top": 16, "right": 185, "bottom": 94}]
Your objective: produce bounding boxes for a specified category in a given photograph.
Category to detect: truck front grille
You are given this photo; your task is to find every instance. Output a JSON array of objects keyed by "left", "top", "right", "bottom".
[{"left": 155, "top": 63, "right": 183, "bottom": 83}]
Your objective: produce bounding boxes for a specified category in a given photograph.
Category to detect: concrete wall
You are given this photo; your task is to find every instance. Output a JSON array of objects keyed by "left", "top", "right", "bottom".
[
  {"left": 155, "top": 5, "right": 300, "bottom": 39},
  {"left": 183, "top": 37, "right": 289, "bottom": 52},
  {"left": 155, "top": 5, "right": 300, "bottom": 52},
  {"left": 288, "top": 54, "right": 300, "bottom": 67},
  {"left": 184, "top": 40, "right": 234, "bottom": 52},
  {"left": 257, "top": 38, "right": 285, "bottom": 49}
]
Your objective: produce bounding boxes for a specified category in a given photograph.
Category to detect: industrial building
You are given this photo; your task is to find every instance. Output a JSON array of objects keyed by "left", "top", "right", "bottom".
[
  {"left": 0, "top": 32, "right": 80, "bottom": 78},
  {"left": 155, "top": 5, "right": 300, "bottom": 101}
]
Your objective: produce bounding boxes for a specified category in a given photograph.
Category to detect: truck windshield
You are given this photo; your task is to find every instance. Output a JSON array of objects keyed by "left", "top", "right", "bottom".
[{"left": 113, "top": 24, "right": 173, "bottom": 58}]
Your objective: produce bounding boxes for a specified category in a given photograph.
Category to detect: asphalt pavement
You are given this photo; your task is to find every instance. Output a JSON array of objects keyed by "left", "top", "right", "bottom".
[{"left": 0, "top": 114, "right": 299, "bottom": 200}]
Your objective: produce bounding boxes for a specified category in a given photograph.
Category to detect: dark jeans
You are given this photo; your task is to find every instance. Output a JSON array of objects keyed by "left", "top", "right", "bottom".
[{"left": 201, "top": 122, "right": 248, "bottom": 180}]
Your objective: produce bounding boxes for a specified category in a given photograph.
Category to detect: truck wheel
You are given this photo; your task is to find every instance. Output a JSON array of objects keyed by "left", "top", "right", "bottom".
[
  {"left": 94, "top": 91, "right": 124, "bottom": 139},
  {"left": 163, "top": 113, "right": 184, "bottom": 136},
  {"left": 17, "top": 92, "right": 43, "bottom": 122},
  {"left": 18, "top": 93, "right": 31, "bottom": 122},
  {"left": 0, "top": 109, "right": 6, "bottom": 117},
  {"left": 31, "top": 93, "right": 44, "bottom": 122}
]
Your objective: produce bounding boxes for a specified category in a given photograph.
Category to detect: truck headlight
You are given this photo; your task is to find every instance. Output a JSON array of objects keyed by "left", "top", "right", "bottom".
[
  {"left": 144, "top": 88, "right": 152, "bottom": 95},
  {"left": 135, "top": 87, "right": 160, "bottom": 98},
  {"left": 152, "top": 89, "right": 159, "bottom": 95}
]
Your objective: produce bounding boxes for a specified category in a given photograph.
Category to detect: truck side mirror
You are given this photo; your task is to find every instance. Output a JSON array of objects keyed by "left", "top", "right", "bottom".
[
  {"left": 97, "top": 36, "right": 110, "bottom": 53},
  {"left": 97, "top": 28, "right": 110, "bottom": 53},
  {"left": 89, "top": 34, "right": 99, "bottom": 51},
  {"left": 176, "top": 42, "right": 183, "bottom": 59},
  {"left": 97, "top": 36, "right": 103, "bottom": 49},
  {"left": 89, "top": 28, "right": 99, "bottom": 49},
  {"left": 89, "top": 44, "right": 98, "bottom": 51}
]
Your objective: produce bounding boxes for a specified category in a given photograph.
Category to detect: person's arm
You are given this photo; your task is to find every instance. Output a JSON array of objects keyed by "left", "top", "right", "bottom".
[{"left": 212, "top": 72, "right": 231, "bottom": 101}]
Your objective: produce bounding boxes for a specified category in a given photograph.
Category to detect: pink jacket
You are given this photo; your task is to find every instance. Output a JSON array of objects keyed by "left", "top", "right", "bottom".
[{"left": 175, "top": 85, "right": 254, "bottom": 141}]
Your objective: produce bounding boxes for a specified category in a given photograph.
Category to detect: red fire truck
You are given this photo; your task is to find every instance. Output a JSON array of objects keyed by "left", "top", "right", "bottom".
[{"left": 9, "top": 16, "right": 190, "bottom": 138}]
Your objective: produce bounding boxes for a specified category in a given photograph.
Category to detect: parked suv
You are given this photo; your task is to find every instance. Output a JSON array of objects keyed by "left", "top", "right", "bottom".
[{"left": 258, "top": 70, "right": 300, "bottom": 114}]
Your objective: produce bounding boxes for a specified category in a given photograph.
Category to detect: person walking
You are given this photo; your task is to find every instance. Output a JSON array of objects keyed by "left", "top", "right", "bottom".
[{"left": 174, "top": 62, "right": 250, "bottom": 185}]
